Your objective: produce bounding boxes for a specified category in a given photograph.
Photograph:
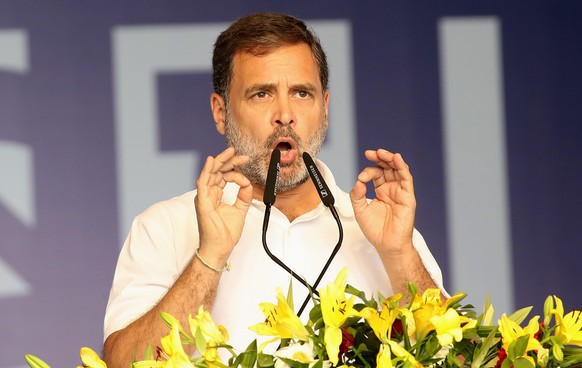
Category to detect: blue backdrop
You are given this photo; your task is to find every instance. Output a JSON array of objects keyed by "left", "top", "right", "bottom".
[{"left": 1, "top": 1, "right": 581, "bottom": 367}]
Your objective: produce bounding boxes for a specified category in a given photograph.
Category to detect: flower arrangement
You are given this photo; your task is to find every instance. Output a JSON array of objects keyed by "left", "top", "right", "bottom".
[{"left": 25, "top": 268, "right": 582, "bottom": 368}]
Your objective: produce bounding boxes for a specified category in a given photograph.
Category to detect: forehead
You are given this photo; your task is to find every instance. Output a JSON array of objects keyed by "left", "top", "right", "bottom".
[{"left": 230, "top": 43, "right": 322, "bottom": 89}]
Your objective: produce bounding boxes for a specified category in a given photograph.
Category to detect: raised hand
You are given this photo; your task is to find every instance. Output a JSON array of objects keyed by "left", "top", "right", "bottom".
[
  {"left": 349, "top": 149, "right": 416, "bottom": 257},
  {"left": 194, "top": 147, "right": 252, "bottom": 267}
]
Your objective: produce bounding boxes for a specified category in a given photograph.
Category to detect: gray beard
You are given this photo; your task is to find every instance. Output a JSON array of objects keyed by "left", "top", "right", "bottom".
[{"left": 223, "top": 110, "right": 327, "bottom": 193}]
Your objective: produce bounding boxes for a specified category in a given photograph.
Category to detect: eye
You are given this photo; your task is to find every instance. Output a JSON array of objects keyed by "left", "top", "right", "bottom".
[
  {"left": 296, "top": 90, "right": 311, "bottom": 99},
  {"left": 255, "top": 91, "right": 268, "bottom": 99}
]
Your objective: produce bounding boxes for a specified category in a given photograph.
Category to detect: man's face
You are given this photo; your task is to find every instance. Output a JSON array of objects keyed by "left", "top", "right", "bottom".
[{"left": 219, "top": 43, "right": 329, "bottom": 192}]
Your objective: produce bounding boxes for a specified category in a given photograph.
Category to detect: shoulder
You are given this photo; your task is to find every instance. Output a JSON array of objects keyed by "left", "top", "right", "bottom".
[{"left": 132, "top": 190, "right": 198, "bottom": 231}]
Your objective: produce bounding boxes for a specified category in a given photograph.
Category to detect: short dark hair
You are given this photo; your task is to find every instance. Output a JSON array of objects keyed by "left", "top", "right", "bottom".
[{"left": 212, "top": 12, "right": 329, "bottom": 101}]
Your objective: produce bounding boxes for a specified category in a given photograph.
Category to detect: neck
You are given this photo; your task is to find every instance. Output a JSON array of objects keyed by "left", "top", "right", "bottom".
[{"left": 254, "top": 180, "right": 321, "bottom": 222}]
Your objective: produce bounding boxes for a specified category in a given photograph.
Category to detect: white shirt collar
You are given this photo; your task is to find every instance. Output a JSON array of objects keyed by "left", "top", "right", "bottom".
[{"left": 221, "top": 159, "right": 355, "bottom": 218}]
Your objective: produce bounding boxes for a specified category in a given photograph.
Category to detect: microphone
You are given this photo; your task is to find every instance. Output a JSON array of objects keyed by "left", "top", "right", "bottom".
[
  {"left": 263, "top": 148, "right": 280, "bottom": 206},
  {"left": 262, "top": 149, "right": 317, "bottom": 297},
  {"left": 302, "top": 152, "right": 334, "bottom": 207},
  {"left": 297, "top": 152, "right": 344, "bottom": 316}
]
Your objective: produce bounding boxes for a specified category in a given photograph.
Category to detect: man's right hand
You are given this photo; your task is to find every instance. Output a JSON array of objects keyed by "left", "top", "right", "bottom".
[{"left": 194, "top": 147, "right": 252, "bottom": 268}]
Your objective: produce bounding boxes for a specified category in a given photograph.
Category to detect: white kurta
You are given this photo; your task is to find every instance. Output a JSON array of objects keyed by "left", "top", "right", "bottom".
[{"left": 104, "top": 160, "right": 445, "bottom": 355}]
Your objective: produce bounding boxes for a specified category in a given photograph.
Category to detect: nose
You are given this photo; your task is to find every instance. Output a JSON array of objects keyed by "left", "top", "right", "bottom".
[{"left": 273, "top": 96, "right": 295, "bottom": 127}]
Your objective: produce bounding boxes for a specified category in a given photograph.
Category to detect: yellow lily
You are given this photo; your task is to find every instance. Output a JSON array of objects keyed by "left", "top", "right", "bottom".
[
  {"left": 189, "top": 306, "right": 229, "bottom": 345},
  {"left": 376, "top": 344, "right": 393, "bottom": 368},
  {"left": 133, "top": 361, "right": 164, "bottom": 368},
  {"left": 430, "top": 308, "right": 477, "bottom": 346},
  {"left": 77, "top": 347, "right": 107, "bottom": 368},
  {"left": 410, "top": 303, "right": 440, "bottom": 343},
  {"left": 361, "top": 296, "right": 402, "bottom": 344},
  {"left": 407, "top": 288, "right": 446, "bottom": 342},
  {"left": 161, "top": 322, "right": 193, "bottom": 364},
  {"left": 189, "top": 306, "right": 228, "bottom": 363},
  {"left": 319, "top": 268, "right": 359, "bottom": 365},
  {"left": 498, "top": 314, "right": 543, "bottom": 366},
  {"left": 249, "top": 288, "right": 310, "bottom": 342},
  {"left": 164, "top": 353, "right": 195, "bottom": 368},
  {"left": 552, "top": 296, "right": 582, "bottom": 347},
  {"left": 387, "top": 341, "right": 423, "bottom": 368}
]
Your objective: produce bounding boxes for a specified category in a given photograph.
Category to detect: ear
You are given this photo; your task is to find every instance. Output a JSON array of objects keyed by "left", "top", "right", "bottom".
[
  {"left": 323, "top": 89, "right": 330, "bottom": 128},
  {"left": 210, "top": 93, "right": 227, "bottom": 135}
]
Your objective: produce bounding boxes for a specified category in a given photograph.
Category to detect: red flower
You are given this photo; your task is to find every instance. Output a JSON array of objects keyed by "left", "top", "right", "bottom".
[
  {"left": 339, "top": 327, "right": 355, "bottom": 354},
  {"left": 495, "top": 349, "right": 507, "bottom": 368},
  {"left": 534, "top": 322, "right": 544, "bottom": 341},
  {"left": 391, "top": 319, "right": 404, "bottom": 338}
]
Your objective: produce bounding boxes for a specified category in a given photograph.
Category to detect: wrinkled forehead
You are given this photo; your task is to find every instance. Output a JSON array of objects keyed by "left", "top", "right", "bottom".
[{"left": 230, "top": 43, "right": 321, "bottom": 88}]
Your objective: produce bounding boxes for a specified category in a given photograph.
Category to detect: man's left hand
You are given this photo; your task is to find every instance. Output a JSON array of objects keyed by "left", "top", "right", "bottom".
[{"left": 349, "top": 149, "right": 416, "bottom": 257}]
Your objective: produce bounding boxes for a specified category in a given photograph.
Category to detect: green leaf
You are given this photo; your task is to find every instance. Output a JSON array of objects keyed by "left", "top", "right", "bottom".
[
  {"left": 309, "top": 304, "right": 324, "bottom": 330},
  {"left": 552, "top": 342, "right": 564, "bottom": 362},
  {"left": 287, "top": 277, "right": 295, "bottom": 311},
  {"left": 257, "top": 353, "right": 275, "bottom": 368},
  {"left": 160, "top": 311, "right": 193, "bottom": 343},
  {"left": 24, "top": 354, "right": 51, "bottom": 368},
  {"left": 446, "top": 292, "right": 468, "bottom": 309},
  {"left": 141, "top": 345, "right": 154, "bottom": 360},
  {"left": 276, "top": 357, "right": 310, "bottom": 368},
  {"left": 508, "top": 335, "right": 529, "bottom": 360},
  {"left": 310, "top": 359, "right": 324, "bottom": 368},
  {"left": 424, "top": 334, "right": 441, "bottom": 357},
  {"left": 508, "top": 307, "right": 533, "bottom": 325},
  {"left": 512, "top": 357, "right": 534, "bottom": 368},
  {"left": 502, "top": 355, "right": 515, "bottom": 368},
  {"left": 345, "top": 284, "right": 377, "bottom": 308},
  {"left": 471, "top": 327, "right": 500, "bottom": 368},
  {"left": 195, "top": 326, "right": 208, "bottom": 353},
  {"left": 232, "top": 351, "right": 257, "bottom": 368},
  {"left": 561, "top": 352, "right": 582, "bottom": 366},
  {"left": 543, "top": 295, "right": 555, "bottom": 326},
  {"left": 160, "top": 311, "right": 179, "bottom": 328},
  {"left": 480, "top": 295, "right": 494, "bottom": 326},
  {"left": 232, "top": 340, "right": 258, "bottom": 368},
  {"left": 407, "top": 282, "right": 419, "bottom": 299},
  {"left": 446, "top": 352, "right": 462, "bottom": 368}
]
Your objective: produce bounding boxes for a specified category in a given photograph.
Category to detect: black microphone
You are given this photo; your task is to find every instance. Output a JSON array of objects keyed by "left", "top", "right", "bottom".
[
  {"left": 263, "top": 148, "right": 280, "bottom": 206},
  {"left": 262, "top": 149, "right": 317, "bottom": 298},
  {"left": 302, "top": 152, "right": 334, "bottom": 207},
  {"left": 297, "top": 152, "right": 344, "bottom": 316}
]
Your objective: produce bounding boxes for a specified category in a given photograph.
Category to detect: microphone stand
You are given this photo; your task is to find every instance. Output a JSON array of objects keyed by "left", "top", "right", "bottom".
[
  {"left": 262, "top": 205, "right": 319, "bottom": 297},
  {"left": 261, "top": 149, "right": 344, "bottom": 318},
  {"left": 296, "top": 205, "right": 343, "bottom": 317},
  {"left": 296, "top": 152, "right": 344, "bottom": 317},
  {"left": 262, "top": 149, "right": 318, "bottom": 298}
]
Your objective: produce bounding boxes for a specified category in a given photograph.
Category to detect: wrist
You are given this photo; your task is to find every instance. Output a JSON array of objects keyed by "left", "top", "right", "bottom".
[
  {"left": 195, "top": 246, "right": 231, "bottom": 272},
  {"left": 378, "top": 241, "right": 415, "bottom": 259},
  {"left": 195, "top": 249, "right": 231, "bottom": 273}
]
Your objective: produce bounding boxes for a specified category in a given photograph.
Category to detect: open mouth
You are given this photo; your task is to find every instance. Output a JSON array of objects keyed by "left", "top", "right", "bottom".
[{"left": 275, "top": 141, "right": 292, "bottom": 154}]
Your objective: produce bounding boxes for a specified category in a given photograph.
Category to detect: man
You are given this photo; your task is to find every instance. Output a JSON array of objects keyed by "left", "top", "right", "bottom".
[{"left": 103, "top": 12, "right": 445, "bottom": 366}]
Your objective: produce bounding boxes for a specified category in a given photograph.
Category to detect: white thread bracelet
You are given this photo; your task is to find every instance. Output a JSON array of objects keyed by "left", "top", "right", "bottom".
[{"left": 195, "top": 249, "right": 231, "bottom": 273}]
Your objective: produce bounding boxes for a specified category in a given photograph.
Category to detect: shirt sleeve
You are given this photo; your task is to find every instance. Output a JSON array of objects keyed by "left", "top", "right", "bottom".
[
  {"left": 412, "top": 228, "right": 449, "bottom": 296},
  {"left": 103, "top": 196, "right": 197, "bottom": 341}
]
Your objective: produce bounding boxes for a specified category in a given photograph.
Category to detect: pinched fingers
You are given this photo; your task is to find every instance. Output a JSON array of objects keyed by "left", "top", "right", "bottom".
[
  {"left": 198, "top": 148, "right": 250, "bottom": 189},
  {"left": 364, "top": 149, "right": 409, "bottom": 170},
  {"left": 357, "top": 148, "right": 416, "bottom": 190}
]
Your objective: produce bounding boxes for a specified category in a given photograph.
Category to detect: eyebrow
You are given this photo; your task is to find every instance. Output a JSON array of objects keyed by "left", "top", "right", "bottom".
[
  {"left": 245, "top": 83, "right": 276, "bottom": 96},
  {"left": 291, "top": 83, "right": 318, "bottom": 93},
  {"left": 244, "top": 82, "right": 319, "bottom": 96}
]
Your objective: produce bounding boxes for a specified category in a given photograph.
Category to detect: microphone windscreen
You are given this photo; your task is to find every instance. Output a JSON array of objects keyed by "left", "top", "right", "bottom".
[
  {"left": 303, "top": 152, "right": 335, "bottom": 206},
  {"left": 263, "top": 149, "right": 280, "bottom": 205}
]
